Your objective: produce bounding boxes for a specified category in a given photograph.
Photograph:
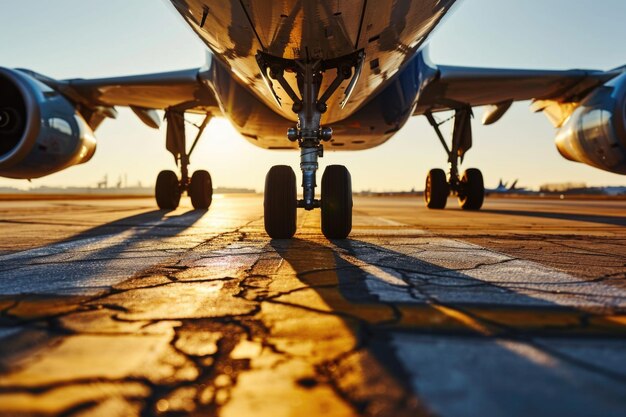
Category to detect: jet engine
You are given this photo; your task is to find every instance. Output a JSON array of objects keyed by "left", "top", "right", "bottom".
[
  {"left": 0, "top": 68, "right": 96, "bottom": 179},
  {"left": 555, "top": 72, "right": 626, "bottom": 174}
]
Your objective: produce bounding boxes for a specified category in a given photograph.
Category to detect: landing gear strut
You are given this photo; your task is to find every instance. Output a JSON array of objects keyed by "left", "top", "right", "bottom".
[
  {"left": 257, "top": 51, "right": 362, "bottom": 239},
  {"left": 425, "top": 109, "right": 485, "bottom": 210},
  {"left": 155, "top": 110, "right": 213, "bottom": 210}
]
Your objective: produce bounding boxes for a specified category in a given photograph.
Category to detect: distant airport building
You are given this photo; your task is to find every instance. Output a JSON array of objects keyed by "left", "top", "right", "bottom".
[
  {"left": 540, "top": 183, "right": 587, "bottom": 193},
  {"left": 540, "top": 182, "right": 626, "bottom": 195}
]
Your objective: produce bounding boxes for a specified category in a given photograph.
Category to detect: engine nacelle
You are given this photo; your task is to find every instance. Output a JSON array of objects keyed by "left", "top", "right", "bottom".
[
  {"left": 555, "top": 72, "right": 626, "bottom": 174},
  {"left": 0, "top": 68, "right": 96, "bottom": 179}
]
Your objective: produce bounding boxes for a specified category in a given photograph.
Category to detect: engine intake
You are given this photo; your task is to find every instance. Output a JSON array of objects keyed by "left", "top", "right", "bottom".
[
  {"left": 0, "top": 68, "right": 96, "bottom": 179},
  {"left": 555, "top": 72, "right": 626, "bottom": 174}
]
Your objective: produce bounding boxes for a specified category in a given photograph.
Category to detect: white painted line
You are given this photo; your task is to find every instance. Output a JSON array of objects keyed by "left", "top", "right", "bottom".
[{"left": 338, "top": 216, "right": 626, "bottom": 308}]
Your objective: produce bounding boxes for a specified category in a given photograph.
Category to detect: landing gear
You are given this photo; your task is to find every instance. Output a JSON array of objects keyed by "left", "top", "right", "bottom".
[
  {"left": 155, "top": 110, "right": 213, "bottom": 210},
  {"left": 257, "top": 50, "right": 363, "bottom": 239},
  {"left": 425, "top": 109, "right": 485, "bottom": 211}
]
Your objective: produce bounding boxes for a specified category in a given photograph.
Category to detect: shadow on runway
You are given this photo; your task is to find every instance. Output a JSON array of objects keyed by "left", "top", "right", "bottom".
[
  {"left": 481, "top": 209, "right": 626, "bottom": 227},
  {"left": 56, "top": 209, "right": 208, "bottom": 242},
  {"left": 0, "top": 209, "right": 208, "bottom": 294},
  {"left": 46, "top": 208, "right": 209, "bottom": 270},
  {"left": 269, "top": 237, "right": 626, "bottom": 414}
]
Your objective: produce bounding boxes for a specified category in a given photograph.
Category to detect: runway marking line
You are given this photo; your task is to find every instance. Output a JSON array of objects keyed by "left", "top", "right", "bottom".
[{"left": 320, "top": 213, "right": 626, "bottom": 337}]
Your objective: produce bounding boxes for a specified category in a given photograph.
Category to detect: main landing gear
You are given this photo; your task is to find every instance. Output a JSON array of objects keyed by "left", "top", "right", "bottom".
[
  {"left": 257, "top": 51, "right": 362, "bottom": 239},
  {"left": 425, "top": 109, "right": 485, "bottom": 210},
  {"left": 155, "top": 110, "right": 213, "bottom": 210}
]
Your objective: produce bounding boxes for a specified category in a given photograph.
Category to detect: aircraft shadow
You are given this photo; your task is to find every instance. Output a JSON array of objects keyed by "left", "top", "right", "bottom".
[
  {"left": 269, "top": 236, "right": 626, "bottom": 414},
  {"left": 0, "top": 209, "right": 207, "bottom": 294},
  {"left": 55, "top": 209, "right": 207, "bottom": 242},
  {"left": 481, "top": 208, "right": 626, "bottom": 227}
]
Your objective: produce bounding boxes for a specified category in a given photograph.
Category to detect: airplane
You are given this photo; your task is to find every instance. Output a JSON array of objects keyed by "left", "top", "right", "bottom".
[
  {"left": 486, "top": 179, "right": 529, "bottom": 195},
  {"left": 1, "top": 1, "right": 625, "bottom": 240}
]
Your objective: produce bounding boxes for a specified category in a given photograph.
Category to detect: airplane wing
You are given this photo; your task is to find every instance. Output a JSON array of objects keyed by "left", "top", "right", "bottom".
[
  {"left": 414, "top": 65, "right": 622, "bottom": 126},
  {"left": 21, "top": 68, "right": 220, "bottom": 129},
  {"left": 66, "top": 69, "right": 218, "bottom": 111}
]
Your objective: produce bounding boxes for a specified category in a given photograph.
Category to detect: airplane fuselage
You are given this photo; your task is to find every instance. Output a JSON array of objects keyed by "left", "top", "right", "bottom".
[{"left": 169, "top": 0, "right": 457, "bottom": 150}]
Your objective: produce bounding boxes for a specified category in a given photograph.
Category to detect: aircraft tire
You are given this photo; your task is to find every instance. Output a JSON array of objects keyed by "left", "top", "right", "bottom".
[
  {"left": 189, "top": 170, "right": 213, "bottom": 209},
  {"left": 264, "top": 165, "right": 297, "bottom": 239},
  {"left": 321, "top": 165, "right": 352, "bottom": 239},
  {"left": 425, "top": 168, "right": 449, "bottom": 209},
  {"left": 459, "top": 168, "right": 485, "bottom": 210},
  {"left": 155, "top": 170, "right": 181, "bottom": 210}
]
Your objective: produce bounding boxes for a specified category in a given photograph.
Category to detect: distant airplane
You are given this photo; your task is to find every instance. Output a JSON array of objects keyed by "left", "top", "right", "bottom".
[
  {"left": 487, "top": 179, "right": 529, "bottom": 195},
  {"left": 1, "top": 1, "right": 625, "bottom": 239}
]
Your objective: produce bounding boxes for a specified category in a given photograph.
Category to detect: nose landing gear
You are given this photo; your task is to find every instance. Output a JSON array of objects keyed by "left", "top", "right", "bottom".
[
  {"left": 257, "top": 51, "right": 363, "bottom": 239},
  {"left": 425, "top": 109, "right": 485, "bottom": 211}
]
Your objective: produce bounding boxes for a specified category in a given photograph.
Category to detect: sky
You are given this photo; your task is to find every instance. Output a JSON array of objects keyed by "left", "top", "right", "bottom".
[{"left": 1, "top": 0, "right": 626, "bottom": 191}]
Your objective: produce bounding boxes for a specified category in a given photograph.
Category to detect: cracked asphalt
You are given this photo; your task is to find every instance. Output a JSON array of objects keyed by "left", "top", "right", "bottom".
[{"left": 0, "top": 195, "right": 625, "bottom": 417}]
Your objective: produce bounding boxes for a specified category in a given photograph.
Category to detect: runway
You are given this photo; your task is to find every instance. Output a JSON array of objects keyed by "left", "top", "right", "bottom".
[{"left": 0, "top": 195, "right": 625, "bottom": 417}]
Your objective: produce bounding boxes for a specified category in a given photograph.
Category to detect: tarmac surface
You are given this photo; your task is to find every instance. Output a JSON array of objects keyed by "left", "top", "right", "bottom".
[{"left": 0, "top": 195, "right": 625, "bottom": 417}]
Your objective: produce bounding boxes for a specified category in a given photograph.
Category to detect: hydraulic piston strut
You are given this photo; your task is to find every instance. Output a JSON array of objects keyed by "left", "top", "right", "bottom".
[{"left": 295, "top": 59, "right": 325, "bottom": 210}]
